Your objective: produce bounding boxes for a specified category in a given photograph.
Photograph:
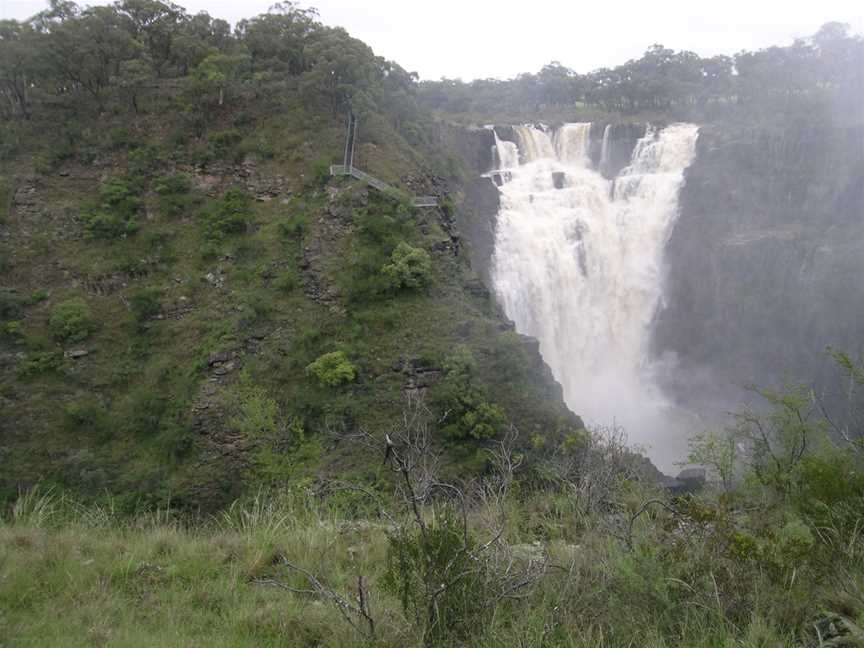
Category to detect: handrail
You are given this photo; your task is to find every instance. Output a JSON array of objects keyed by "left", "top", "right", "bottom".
[
  {"left": 330, "top": 112, "right": 438, "bottom": 207},
  {"left": 329, "top": 164, "right": 438, "bottom": 208}
]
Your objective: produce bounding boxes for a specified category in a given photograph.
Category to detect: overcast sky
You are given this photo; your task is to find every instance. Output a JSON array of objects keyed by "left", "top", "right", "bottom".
[{"left": 2, "top": 0, "right": 863, "bottom": 79}]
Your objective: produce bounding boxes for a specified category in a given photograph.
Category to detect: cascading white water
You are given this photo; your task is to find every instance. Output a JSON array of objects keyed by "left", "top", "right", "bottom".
[
  {"left": 599, "top": 124, "right": 612, "bottom": 175},
  {"left": 492, "top": 129, "right": 520, "bottom": 171},
  {"left": 554, "top": 123, "right": 592, "bottom": 165},
  {"left": 514, "top": 125, "right": 556, "bottom": 162},
  {"left": 491, "top": 122, "right": 699, "bottom": 471}
]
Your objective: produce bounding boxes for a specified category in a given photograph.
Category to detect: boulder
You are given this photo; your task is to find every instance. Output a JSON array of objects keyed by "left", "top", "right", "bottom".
[{"left": 552, "top": 172, "right": 566, "bottom": 189}]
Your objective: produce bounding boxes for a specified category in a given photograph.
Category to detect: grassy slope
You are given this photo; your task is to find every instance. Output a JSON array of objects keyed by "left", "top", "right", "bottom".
[
  {"left": 0, "top": 84, "right": 575, "bottom": 509},
  {"left": 3, "top": 484, "right": 861, "bottom": 648}
]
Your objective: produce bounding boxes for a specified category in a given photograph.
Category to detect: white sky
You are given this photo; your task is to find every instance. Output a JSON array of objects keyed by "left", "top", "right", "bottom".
[{"left": 2, "top": 0, "right": 863, "bottom": 80}]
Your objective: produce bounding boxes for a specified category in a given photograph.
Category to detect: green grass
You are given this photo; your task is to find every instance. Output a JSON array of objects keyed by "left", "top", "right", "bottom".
[{"left": 2, "top": 477, "right": 861, "bottom": 647}]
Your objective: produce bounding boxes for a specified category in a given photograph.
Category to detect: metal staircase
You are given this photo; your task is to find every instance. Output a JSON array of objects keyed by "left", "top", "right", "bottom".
[{"left": 330, "top": 113, "right": 439, "bottom": 209}]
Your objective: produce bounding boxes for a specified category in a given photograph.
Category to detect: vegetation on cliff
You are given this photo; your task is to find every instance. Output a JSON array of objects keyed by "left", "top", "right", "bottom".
[{"left": 0, "top": 0, "right": 579, "bottom": 510}]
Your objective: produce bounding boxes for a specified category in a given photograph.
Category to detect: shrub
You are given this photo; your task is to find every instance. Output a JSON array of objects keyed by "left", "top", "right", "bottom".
[
  {"left": 125, "top": 388, "right": 177, "bottom": 437},
  {"left": 311, "top": 158, "right": 330, "bottom": 186},
  {"left": 440, "top": 195, "right": 455, "bottom": 219},
  {"left": 442, "top": 394, "right": 505, "bottom": 441},
  {"left": 273, "top": 269, "right": 297, "bottom": 293},
  {"left": 127, "top": 146, "right": 160, "bottom": 175},
  {"left": 443, "top": 345, "right": 478, "bottom": 383},
  {"left": 49, "top": 298, "right": 94, "bottom": 343},
  {"left": 236, "top": 290, "right": 273, "bottom": 327},
  {"left": 2, "top": 320, "right": 24, "bottom": 342},
  {"left": 381, "top": 242, "right": 433, "bottom": 291},
  {"left": 63, "top": 401, "right": 110, "bottom": 440},
  {"left": 200, "top": 187, "right": 252, "bottom": 255},
  {"left": 383, "top": 507, "right": 490, "bottom": 643},
  {"left": 129, "top": 287, "right": 162, "bottom": 322},
  {"left": 0, "top": 290, "right": 23, "bottom": 322},
  {"left": 209, "top": 129, "right": 243, "bottom": 161},
  {"left": 437, "top": 346, "right": 505, "bottom": 441},
  {"left": 19, "top": 350, "right": 61, "bottom": 376},
  {"left": 28, "top": 290, "right": 48, "bottom": 304},
  {"left": 80, "top": 178, "right": 140, "bottom": 240},
  {"left": 306, "top": 351, "right": 356, "bottom": 387},
  {"left": 80, "top": 209, "right": 138, "bottom": 239},
  {"left": 278, "top": 214, "right": 307, "bottom": 240},
  {"left": 153, "top": 174, "right": 194, "bottom": 218},
  {"left": 230, "top": 373, "right": 287, "bottom": 440}
]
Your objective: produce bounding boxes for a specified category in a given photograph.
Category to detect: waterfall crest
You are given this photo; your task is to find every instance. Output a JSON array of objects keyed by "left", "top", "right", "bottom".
[{"left": 490, "top": 122, "right": 699, "bottom": 469}]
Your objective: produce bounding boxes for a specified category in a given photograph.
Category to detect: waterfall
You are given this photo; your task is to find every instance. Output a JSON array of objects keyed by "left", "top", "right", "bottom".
[
  {"left": 554, "top": 122, "right": 592, "bottom": 165},
  {"left": 599, "top": 124, "right": 612, "bottom": 174},
  {"left": 513, "top": 125, "right": 556, "bottom": 163},
  {"left": 491, "top": 122, "right": 699, "bottom": 470},
  {"left": 492, "top": 130, "right": 520, "bottom": 170}
]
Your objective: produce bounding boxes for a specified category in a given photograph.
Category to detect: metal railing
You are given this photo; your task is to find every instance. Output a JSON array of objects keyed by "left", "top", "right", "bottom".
[{"left": 329, "top": 164, "right": 439, "bottom": 208}]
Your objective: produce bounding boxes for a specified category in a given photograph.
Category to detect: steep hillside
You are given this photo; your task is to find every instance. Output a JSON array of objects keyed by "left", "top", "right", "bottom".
[{"left": 0, "top": 3, "right": 584, "bottom": 509}]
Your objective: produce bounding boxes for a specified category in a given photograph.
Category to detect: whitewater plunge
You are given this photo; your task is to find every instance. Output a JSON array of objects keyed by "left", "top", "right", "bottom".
[{"left": 490, "top": 122, "right": 699, "bottom": 471}]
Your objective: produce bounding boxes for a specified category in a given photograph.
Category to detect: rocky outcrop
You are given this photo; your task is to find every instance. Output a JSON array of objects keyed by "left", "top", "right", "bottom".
[
  {"left": 588, "top": 122, "right": 647, "bottom": 179},
  {"left": 456, "top": 177, "right": 500, "bottom": 286}
]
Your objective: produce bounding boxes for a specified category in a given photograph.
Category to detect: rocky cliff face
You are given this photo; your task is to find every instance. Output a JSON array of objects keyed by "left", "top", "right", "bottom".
[
  {"left": 454, "top": 117, "right": 864, "bottom": 417},
  {"left": 588, "top": 122, "right": 646, "bottom": 179},
  {"left": 653, "top": 122, "right": 864, "bottom": 409}
]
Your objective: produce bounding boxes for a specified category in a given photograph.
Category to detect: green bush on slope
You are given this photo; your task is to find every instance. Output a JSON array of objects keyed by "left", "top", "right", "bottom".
[
  {"left": 306, "top": 351, "right": 357, "bottom": 387},
  {"left": 49, "top": 298, "right": 94, "bottom": 343}
]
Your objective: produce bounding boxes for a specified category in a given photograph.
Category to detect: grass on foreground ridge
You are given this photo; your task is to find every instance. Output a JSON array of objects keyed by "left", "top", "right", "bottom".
[{"left": 2, "top": 460, "right": 862, "bottom": 648}]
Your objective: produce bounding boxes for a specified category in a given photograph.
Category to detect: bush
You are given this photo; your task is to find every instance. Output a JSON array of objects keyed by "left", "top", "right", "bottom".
[
  {"left": 209, "top": 130, "right": 243, "bottom": 161},
  {"left": 80, "top": 178, "right": 140, "bottom": 240},
  {"left": 0, "top": 290, "right": 23, "bottom": 322},
  {"left": 443, "top": 344, "right": 478, "bottom": 382},
  {"left": 129, "top": 287, "right": 162, "bottom": 322},
  {"left": 311, "top": 158, "right": 330, "bottom": 186},
  {"left": 153, "top": 174, "right": 194, "bottom": 218},
  {"left": 278, "top": 214, "right": 307, "bottom": 240},
  {"left": 230, "top": 373, "right": 290, "bottom": 441},
  {"left": 383, "top": 507, "right": 490, "bottom": 643},
  {"left": 63, "top": 401, "right": 110, "bottom": 440},
  {"left": 119, "top": 378, "right": 192, "bottom": 461},
  {"left": 19, "top": 350, "right": 62, "bottom": 376},
  {"left": 442, "top": 394, "right": 505, "bottom": 441},
  {"left": 306, "top": 351, "right": 356, "bottom": 387},
  {"left": 436, "top": 346, "right": 505, "bottom": 441},
  {"left": 49, "top": 298, "right": 94, "bottom": 343},
  {"left": 127, "top": 146, "right": 160, "bottom": 175},
  {"left": 80, "top": 209, "right": 139, "bottom": 240},
  {"left": 2, "top": 320, "right": 24, "bottom": 342},
  {"left": 200, "top": 187, "right": 252, "bottom": 255},
  {"left": 381, "top": 242, "right": 432, "bottom": 291},
  {"left": 236, "top": 290, "right": 273, "bottom": 327},
  {"left": 273, "top": 269, "right": 297, "bottom": 293}
]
